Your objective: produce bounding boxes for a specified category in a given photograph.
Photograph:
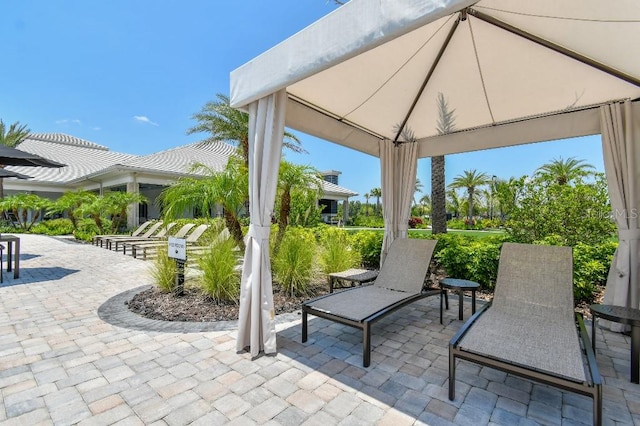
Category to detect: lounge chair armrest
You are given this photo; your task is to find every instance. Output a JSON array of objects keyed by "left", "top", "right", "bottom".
[
  {"left": 576, "top": 312, "right": 602, "bottom": 386},
  {"left": 450, "top": 301, "right": 492, "bottom": 347}
]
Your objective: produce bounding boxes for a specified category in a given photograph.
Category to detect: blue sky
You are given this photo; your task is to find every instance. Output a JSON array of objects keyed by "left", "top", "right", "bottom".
[{"left": 1, "top": 1, "right": 605, "bottom": 201}]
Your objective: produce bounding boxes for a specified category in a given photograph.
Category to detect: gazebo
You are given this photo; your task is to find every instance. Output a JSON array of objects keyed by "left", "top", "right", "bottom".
[{"left": 230, "top": 0, "right": 640, "bottom": 356}]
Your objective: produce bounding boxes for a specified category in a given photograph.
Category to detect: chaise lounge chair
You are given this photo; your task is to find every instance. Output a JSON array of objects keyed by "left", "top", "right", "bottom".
[
  {"left": 449, "top": 243, "right": 602, "bottom": 426},
  {"left": 100, "top": 221, "right": 166, "bottom": 250},
  {"left": 131, "top": 223, "right": 210, "bottom": 259},
  {"left": 302, "top": 238, "right": 439, "bottom": 367},
  {"left": 92, "top": 220, "right": 153, "bottom": 247}
]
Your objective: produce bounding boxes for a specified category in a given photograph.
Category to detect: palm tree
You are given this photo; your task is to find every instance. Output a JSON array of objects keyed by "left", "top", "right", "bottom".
[
  {"left": 157, "top": 159, "right": 248, "bottom": 250},
  {"left": 187, "top": 93, "right": 305, "bottom": 168},
  {"left": 48, "top": 190, "right": 100, "bottom": 230},
  {"left": 369, "top": 187, "right": 382, "bottom": 216},
  {"left": 432, "top": 93, "right": 455, "bottom": 234},
  {"left": 534, "top": 156, "right": 595, "bottom": 185},
  {"left": 419, "top": 194, "right": 431, "bottom": 217},
  {"left": 363, "top": 192, "right": 371, "bottom": 216},
  {"left": 449, "top": 169, "right": 490, "bottom": 220},
  {"left": 413, "top": 178, "right": 424, "bottom": 207},
  {"left": 446, "top": 188, "right": 464, "bottom": 219},
  {"left": 274, "top": 161, "right": 322, "bottom": 252},
  {"left": 0, "top": 120, "right": 30, "bottom": 199}
]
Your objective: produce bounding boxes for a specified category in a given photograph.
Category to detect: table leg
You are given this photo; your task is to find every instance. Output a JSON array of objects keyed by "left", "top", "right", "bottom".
[
  {"left": 471, "top": 290, "right": 476, "bottom": 314},
  {"left": 458, "top": 289, "right": 464, "bottom": 320},
  {"left": 14, "top": 238, "right": 19, "bottom": 279},
  {"left": 6, "top": 241, "right": 12, "bottom": 272},
  {"left": 592, "top": 316, "right": 597, "bottom": 354},
  {"left": 329, "top": 277, "right": 335, "bottom": 293},
  {"left": 632, "top": 325, "right": 640, "bottom": 384},
  {"left": 440, "top": 290, "right": 443, "bottom": 324}
]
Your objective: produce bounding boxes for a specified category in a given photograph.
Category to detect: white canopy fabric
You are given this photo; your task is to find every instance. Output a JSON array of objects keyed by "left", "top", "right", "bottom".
[
  {"left": 236, "top": 90, "right": 286, "bottom": 357},
  {"left": 380, "top": 140, "right": 418, "bottom": 265},
  {"left": 231, "top": 0, "right": 640, "bottom": 355},
  {"left": 600, "top": 101, "right": 640, "bottom": 331},
  {"left": 232, "top": 0, "right": 640, "bottom": 158}
]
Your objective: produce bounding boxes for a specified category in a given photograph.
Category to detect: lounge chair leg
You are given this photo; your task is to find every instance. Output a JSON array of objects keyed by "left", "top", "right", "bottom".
[
  {"left": 449, "top": 346, "right": 456, "bottom": 400},
  {"left": 363, "top": 323, "right": 371, "bottom": 367},
  {"left": 302, "top": 309, "right": 308, "bottom": 343},
  {"left": 594, "top": 384, "right": 602, "bottom": 426}
]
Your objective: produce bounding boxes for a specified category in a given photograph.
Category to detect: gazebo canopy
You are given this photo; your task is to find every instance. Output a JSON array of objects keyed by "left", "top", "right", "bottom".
[
  {"left": 231, "top": 0, "right": 640, "bottom": 156},
  {"left": 230, "top": 0, "right": 640, "bottom": 357}
]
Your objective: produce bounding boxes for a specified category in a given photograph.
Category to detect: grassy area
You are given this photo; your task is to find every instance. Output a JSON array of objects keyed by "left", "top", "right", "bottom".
[{"left": 343, "top": 226, "right": 506, "bottom": 239}]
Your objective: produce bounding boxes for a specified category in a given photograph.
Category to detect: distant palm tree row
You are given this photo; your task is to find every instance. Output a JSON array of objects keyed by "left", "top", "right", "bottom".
[{"left": 359, "top": 156, "right": 596, "bottom": 223}]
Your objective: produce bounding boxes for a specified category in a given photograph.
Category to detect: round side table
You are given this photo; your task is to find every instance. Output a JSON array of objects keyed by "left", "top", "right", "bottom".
[{"left": 440, "top": 278, "right": 480, "bottom": 324}]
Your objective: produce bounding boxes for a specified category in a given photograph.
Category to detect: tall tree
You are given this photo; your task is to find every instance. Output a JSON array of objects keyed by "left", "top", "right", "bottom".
[
  {"left": 0, "top": 120, "right": 30, "bottom": 199},
  {"left": 369, "top": 187, "right": 382, "bottom": 216},
  {"left": 419, "top": 194, "right": 431, "bottom": 217},
  {"left": 446, "top": 188, "right": 464, "bottom": 219},
  {"left": 274, "top": 161, "right": 322, "bottom": 253},
  {"left": 534, "top": 156, "right": 595, "bottom": 185},
  {"left": 449, "top": 169, "right": 490, "bottom": 220},
  {"left": 363, "top": 192, "right": 370, "bottom": 216},
  {"left": 431, "top": 93, "right": 455, "bottom": 234},
  {"left": 187, "top": 93, "right": 305, "bottom": 168},
  {"left": 413, "top": 178, "right": 423, "bottom": 207}
]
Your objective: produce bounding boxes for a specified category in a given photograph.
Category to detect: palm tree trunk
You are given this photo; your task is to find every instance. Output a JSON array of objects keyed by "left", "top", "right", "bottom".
[
  {"left": 274, "top": 190, "right": 291, "bottom": 255},
  {"left": 224, "top": 210, "right": 245, "bottom": 251},
  {"left": 467, "top": 190, "right": 474, "bottom": 220},
  {"left": 431, "top": 155, "right": 447, "bottom": 234}
]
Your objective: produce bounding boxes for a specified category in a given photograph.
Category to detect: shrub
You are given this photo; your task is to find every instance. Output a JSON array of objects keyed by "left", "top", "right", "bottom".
[
  {"left": 30, "top": 218, "right": 75, "bottom": 235},
  {"left": 352, "top": 215, "right": 384, "bottom": 228},
  {"left": 351, "top": 230, "right": 384, "bottom": 268},
  {"left": 150, "top": 244, "right": 177, "bottom": 293},
  {"left": 408, "top": 217, "right": 423, "bottom": 229},
  {"left": 435, "top": 235, "right": 509, "bottom": 290},
  {"left": 272, "top": 227, "right": 316, "bottom": 297},
  {"left": 572, "top": 241, "right": 617, "bottom": 302},
  {"left": 318, "top": 227, "right": 361, "bottom": 275},
  {"left": 197, "top": 236, "right": 240, "bottom": 303},
  {"left": 73, "top": 218, "right": 105, "bottom": 242}
]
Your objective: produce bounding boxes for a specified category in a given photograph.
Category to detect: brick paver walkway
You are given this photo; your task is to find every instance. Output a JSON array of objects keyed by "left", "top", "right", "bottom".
[{"left": 1, "top": 234, "right": 638, "bottom": 425}]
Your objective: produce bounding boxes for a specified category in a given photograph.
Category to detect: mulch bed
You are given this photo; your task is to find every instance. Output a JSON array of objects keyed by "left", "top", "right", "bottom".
[{"left": 127, "top": 268, "right": 605, "bottom": 322}]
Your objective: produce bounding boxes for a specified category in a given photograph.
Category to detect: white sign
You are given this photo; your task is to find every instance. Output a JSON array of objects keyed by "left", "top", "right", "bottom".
[{"left": 168, "top": 237, "right": 187, "bottom": 261}]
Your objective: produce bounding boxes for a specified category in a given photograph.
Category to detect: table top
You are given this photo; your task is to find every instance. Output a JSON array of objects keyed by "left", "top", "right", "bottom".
[
  {"left": 590, "top": 304, "right": 640, "bottom": 326},
  {"left": 328, "top": 269, "right": 379, "bottom": 282},
  {"left": 0, "top": 234, "right": 19, "bottom": 242},
  {"left": 440, "top": 278, "right": 480, "bottom": 290}
]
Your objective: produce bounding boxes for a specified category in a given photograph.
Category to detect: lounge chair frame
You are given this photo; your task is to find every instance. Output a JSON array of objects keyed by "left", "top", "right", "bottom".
[
  {"left": 448, "top": 243, "right": 603, "bottom": 426},
  {"left": 303, "top": 287, "right": 439, "bottom": 367},
  {"left": 302, "top": 238, "right": 439, "bottom": 368}
]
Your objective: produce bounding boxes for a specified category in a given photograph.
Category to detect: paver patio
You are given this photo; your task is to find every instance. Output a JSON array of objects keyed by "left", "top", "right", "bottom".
[{"left": 0, "top": 234, "right": 638, "bottom": 425}]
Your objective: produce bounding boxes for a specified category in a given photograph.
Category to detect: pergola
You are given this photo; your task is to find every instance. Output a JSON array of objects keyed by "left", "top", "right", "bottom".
[{"left": 230, "top": 0, "right": 640, "bottom": 356}]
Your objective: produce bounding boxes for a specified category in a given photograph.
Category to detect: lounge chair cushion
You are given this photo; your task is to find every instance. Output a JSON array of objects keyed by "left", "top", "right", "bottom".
[
  {"left": 458, "top": 309, "right": 587, "bottom": 382},
  {"left": 374, "top": 238, "right": 435, "bottom": 293},
  {"left": 307, "top": 286, "right": 419, "bottom": 322}
]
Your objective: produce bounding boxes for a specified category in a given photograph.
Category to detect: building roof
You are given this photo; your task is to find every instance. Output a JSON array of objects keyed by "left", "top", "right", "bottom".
[{"left": 6, "top": 133, "right": 357, "bottom": 197}]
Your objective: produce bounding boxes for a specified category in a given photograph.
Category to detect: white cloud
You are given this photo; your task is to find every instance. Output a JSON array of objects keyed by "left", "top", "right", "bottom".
[
  {"left": 92, "top": 126, "right": 101, "bottom": 131},
  {"left": 133, "top": 115, "right": 159, "bottom": 126},
  {"left": 55, "top": 118, "right": 82, "bottom": 125}
]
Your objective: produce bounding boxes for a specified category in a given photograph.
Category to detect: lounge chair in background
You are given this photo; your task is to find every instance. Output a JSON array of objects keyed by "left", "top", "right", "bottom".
[
  {"left": 134, "top": 223, "right": 211, "bottom": 259},
  {"left": 122, "top": 222, "right": 195, "bottom": 256},
  {"left": 111, "top": 222, "right": 176, "bottom": 252},
  {"left": 302, "top": 238, "right": 439, "bottom": 367},
  {"left": 92, "top": 220, "right": 153, "bottom": 247},
  {"left": 101, "top": 221, "right": 165, "bottom": 250},
  {"left": 449, "top": 243, "right": 601, "bottom": 425}
]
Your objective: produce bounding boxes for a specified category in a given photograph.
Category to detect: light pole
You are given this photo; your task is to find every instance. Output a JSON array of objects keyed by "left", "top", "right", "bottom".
[{"left": 489, "top": 175, "right": 497, "bottom": 220}]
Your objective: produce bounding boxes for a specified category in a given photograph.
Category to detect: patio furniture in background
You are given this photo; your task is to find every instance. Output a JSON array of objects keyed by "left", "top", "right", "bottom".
[
  {"left": 439, "top": 278, "right": 480, "bottom": 324},
  {"left": 327, "top": 268, "right": 378, "bottom": 293},
  {"left": 302, "top": 238, "right": 438, "bottom": 367},
  {"left": 590, "top": 304, "right": 640, "bottom": 384},
  {"left": 102, "top": 221, "right": 166, "bottom": 250},
  {"left": 92, "top": 220, "right": 153, "bottom": 247},
  {"left": 118, "top": 222, "right": 177, "bottom": 254},
  {"left": 0, "top": 235, "right": 20, "bottom": 279},
  {"left": 131, "top": 223, "right": 211, "bottom": 259},
  {"left": 449, "top": 243, "right": 602, "bottom": 426}
]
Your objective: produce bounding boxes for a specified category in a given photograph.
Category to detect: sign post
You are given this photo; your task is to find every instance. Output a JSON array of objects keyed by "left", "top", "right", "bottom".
[{"left": 168, "top": 237, "right": 187, "bottom": 296}]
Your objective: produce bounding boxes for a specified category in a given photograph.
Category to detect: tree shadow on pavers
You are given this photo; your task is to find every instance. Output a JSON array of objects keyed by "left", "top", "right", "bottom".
[
  {"left": 275, "top": 296, "right": 465, "bottom": 422},
  {"left": 1, "top": 253, "right": 41, "bottom": 262},
  {"left": 0, "top": 266, "right": 80, "bottom": 287}
]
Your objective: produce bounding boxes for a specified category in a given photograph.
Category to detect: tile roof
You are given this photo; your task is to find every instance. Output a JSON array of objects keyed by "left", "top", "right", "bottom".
[{"left": 6, "top": 133, "right": 357, "bottom": 197}]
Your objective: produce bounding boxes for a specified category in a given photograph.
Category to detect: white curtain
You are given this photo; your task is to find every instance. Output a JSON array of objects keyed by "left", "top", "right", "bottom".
[
  {"left": 236, "top": 90, "right": 286, "bottom": 356},
  {"left": 600, "top": 100, "right": 640, "bottom": 331},
  {"left": 380, "top": 139, "right": 418, "bottom": 265}
]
